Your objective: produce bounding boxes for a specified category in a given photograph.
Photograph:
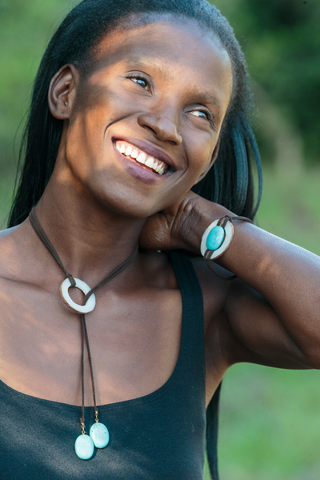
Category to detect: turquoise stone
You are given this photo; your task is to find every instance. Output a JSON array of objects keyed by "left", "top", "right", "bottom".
[
  {"left": 90, "top": 422, "right": 110, "bottom": 449},
  {"left": 206, "top": 226, "right": 225, "bottom": 251},
  {"left": 75, "top": 434, "right": 94, "bottom": 460}
]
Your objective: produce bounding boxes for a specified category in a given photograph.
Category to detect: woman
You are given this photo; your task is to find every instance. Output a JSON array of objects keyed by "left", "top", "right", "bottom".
[{"left": 1, "top": 0, "right": 319, "bottom": 478}]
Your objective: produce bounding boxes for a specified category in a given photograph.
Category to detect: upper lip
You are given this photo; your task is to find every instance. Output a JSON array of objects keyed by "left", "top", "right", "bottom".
[{"left": 113, "top": 137, "right": 178, "bottom": 171}]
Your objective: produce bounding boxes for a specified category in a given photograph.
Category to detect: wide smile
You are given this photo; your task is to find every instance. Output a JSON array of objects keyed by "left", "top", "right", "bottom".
[{"left": 114, "top": 140, "right": 172, "bottom": 175}]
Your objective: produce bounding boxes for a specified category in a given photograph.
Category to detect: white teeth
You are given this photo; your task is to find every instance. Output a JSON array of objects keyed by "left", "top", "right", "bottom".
[
  {"left": 137, "top": 152, "right": 147, "bottom": 164},
  {"left": 145, "top": 156, "right": 154, "bottom": 168},
  {"left": 153, "top": 160, "right": 164, "bottom": 174},
  {"left": 131, "top": 148, "right": 138, "bottom": 159},
  {"left": 116, "top": 141, "right": 168, "bottom": 174},
  {"left": 125, "top": 145, "right": 132, "bottom": 156}
]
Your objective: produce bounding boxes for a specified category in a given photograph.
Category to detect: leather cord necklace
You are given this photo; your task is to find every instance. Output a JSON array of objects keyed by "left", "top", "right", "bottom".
[{"left": 29, "top": 208, "right": 137, "bottom": 460}]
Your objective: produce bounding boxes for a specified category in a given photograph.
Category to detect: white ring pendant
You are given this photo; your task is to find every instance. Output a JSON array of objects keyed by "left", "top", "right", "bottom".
[{"left": 60, "top": 277, "right": 96, "bottom": 314}]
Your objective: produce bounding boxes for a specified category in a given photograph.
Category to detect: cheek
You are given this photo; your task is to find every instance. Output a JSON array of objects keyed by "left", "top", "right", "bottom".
[
  {"left": 84, "top": 77, "right": 141, "bottom": 116},
  {"left": 65, "top": 89, "right": 117, "bottom": 161},
  {"left": 66, "top": 114, "right": 101, "bottom": 161},
  {"left": 186, "top": 138, "right": 216, "bottom": 179}
]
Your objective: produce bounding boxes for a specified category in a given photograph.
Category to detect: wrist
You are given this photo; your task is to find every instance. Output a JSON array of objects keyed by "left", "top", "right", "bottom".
[{"left": 174, "top": 194, "right": 233, "bottom": 254}]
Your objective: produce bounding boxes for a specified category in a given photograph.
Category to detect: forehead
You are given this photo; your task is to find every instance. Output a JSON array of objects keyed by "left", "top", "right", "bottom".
[{"left": 89, "top": 19, "right": 232, "bottom": 110}]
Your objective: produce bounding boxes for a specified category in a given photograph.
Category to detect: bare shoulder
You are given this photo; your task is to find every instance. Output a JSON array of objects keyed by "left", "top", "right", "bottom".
[
  {"left": 138, "top": 249, "right": 179, "bottom": 290},
  {"left": 0, "top": 221, "right": 37, "bottom": 287},
  {"left": 0, "top": 225, "right": 21, "bottom": 277},
  {"left": 0, "top": 223, "right": 31, "bottom": 344},
  {"left": 0, "top": 225, "right": 18, "bottom": 242},
  {"left": 140, "top": 250, "right": 231, "bottom": 295}
]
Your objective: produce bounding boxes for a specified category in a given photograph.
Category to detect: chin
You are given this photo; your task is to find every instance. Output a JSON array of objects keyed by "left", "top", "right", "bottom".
[{"left": 90, "top": 191, "right": 157, "bottom": 219}]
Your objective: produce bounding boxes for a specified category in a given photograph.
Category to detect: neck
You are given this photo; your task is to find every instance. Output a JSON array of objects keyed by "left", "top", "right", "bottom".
[{"left": 33, "top": 173, "right": 145, "bottom": 281}]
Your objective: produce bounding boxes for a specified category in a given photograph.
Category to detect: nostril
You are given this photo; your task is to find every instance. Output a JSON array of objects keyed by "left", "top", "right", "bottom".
[
  {"left": 137, "top": 112, "right": 182, "bottom": 145},
  {"left": 143, "top": 124, "right": 158, "bottom": 136}
]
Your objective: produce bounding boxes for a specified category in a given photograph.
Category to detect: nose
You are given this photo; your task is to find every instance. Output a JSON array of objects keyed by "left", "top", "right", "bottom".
[{"left": 137, "top": 108, "right": 182, "bottom": 145}]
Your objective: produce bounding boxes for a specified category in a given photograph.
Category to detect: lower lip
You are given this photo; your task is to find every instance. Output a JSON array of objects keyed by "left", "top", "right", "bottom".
[{"left": 113, "top": 143, "right": 169, "bottom": 185}]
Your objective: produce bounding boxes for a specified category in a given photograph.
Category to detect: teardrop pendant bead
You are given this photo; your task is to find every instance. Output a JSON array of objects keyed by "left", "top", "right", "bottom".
[
  {"left": 75, "top": 434, "right": 95, "bottom": 460},
  {"left": 90, "top": 422, "right": 110, "bottom": 449}
]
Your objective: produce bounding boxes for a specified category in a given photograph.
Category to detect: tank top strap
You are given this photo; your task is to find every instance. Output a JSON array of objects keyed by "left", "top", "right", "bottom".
[{"left": 168, "top": 251, "right": 205, "bottom": 386}]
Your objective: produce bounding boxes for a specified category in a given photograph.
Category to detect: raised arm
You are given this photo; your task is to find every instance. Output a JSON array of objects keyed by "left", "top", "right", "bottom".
[{"left": 140, "top": 191, "right": 320, "bottom": 370}]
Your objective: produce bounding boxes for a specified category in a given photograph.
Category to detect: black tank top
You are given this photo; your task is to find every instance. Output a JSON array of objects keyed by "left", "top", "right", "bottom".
[{"left": 0, "top": 252, "right": 206, "bottom": 479}]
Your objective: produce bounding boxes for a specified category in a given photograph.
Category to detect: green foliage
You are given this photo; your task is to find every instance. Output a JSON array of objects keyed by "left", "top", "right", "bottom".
[
  {"left": 212, "top": 0, "right": 320, "bottom": 164},
  {"left": 211, "top": 365, "right": 320, "bottom": 480},
  {"left": 0, "top": 0, "right": 72, "bottom": 171}
]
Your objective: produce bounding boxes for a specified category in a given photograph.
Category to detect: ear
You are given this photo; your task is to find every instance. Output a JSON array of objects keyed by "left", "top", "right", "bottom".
[
  {"left": 48, "top": 64, "right": 80, "bottom": 119},
  {"left": 194, "top": 140, "right": 220, "bottom": 185}
]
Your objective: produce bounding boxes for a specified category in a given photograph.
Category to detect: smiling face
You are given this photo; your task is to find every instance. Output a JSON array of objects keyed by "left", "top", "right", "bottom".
[{"left": 52, "top": 18, "right": 233, "bottom": 218}]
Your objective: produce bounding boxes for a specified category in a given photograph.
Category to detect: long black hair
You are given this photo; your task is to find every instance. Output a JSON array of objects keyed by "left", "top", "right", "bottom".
[{"left": 8, "top": 1, "right": 263, "bottom": 477}]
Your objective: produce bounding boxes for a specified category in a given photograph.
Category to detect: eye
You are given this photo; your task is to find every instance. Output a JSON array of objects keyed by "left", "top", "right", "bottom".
[
  {"left": 189, "top": 109, "right": 213, "bottom": 122},
  {"left": 189, "top": 108, "right": 215, "bottom": 128},
  {"left": 128, "top": 75, "right": 151, "bottom": 92}
]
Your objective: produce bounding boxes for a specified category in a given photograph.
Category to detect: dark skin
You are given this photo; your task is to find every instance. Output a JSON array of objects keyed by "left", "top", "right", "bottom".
[{"left": 1, "top": 19, "right": 320, "bottom": 410}]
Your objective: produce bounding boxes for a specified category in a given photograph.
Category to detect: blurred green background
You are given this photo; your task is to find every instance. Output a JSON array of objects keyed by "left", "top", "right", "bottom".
[{"left": 0, "top": 1, "right": 320, "bottom": 479}]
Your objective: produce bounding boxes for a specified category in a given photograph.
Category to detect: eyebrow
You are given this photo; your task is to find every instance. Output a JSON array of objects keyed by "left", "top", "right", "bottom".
[
  {"left": 190, "top": 87, "right": 223, "bottom": 116},
  {"left": 124, "top": 57, "right": 173, "bottom": 81}
]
